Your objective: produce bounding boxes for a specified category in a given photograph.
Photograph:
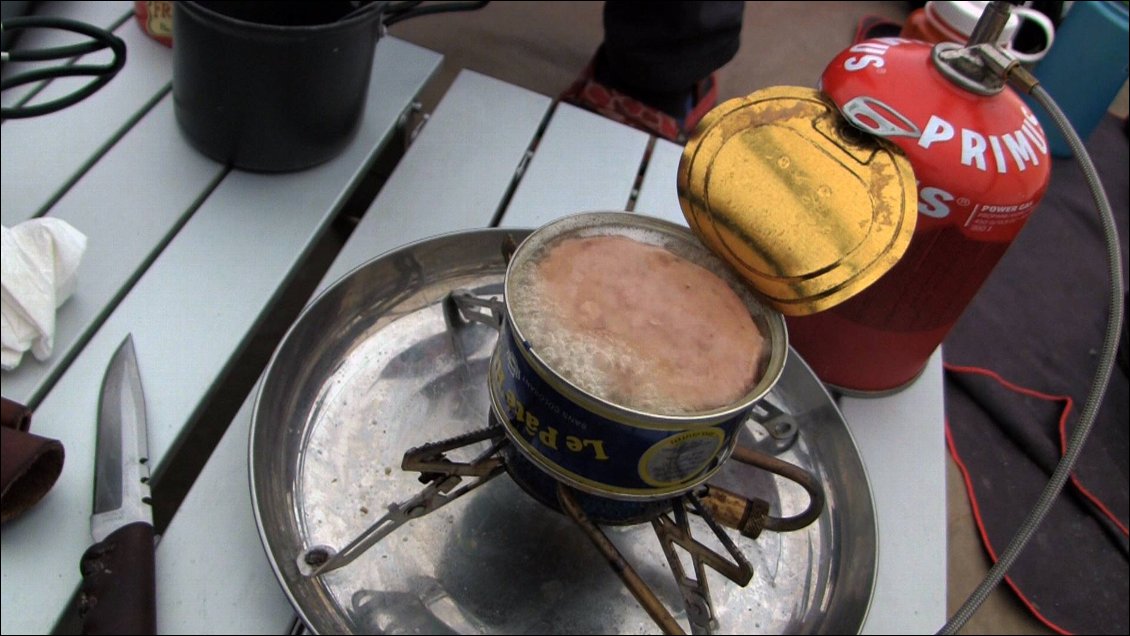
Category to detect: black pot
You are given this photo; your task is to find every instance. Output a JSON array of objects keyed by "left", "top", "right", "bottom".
[{"left": 172, "top": 1, "right": 385, "bottom": 172}]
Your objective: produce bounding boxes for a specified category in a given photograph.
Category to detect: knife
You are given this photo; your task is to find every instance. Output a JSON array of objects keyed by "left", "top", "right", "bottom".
[{"left": 78, "top": 334, "right": 156, "bottom": 635}]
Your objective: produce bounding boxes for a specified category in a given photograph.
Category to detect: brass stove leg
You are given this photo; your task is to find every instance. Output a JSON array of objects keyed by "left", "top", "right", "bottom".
[
  {"left": 656, "top": 502, "right": 718, "bottom": 635},
  {"left": 651, "top": 493, "right": 757, "bottom": 635},
  {"left": 298, "top": 427, "right": 507, "bottom": 577},
  {"left": 557, "top": 485, "right": 686, "bottom": 636}
]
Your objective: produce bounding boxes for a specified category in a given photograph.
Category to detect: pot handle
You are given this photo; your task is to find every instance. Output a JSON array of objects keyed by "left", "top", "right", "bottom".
[{"left": 383, "top": 1, "right": 491, "bottom": 27}]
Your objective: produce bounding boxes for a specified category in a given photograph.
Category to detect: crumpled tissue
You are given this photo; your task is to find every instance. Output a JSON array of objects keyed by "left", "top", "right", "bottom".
[{"left": 1, "top": 218, "right": 87, "bottom": 371}]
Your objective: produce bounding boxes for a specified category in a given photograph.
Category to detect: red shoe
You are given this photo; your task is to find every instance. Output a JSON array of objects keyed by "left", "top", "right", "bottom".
[{"left": 560, "top": 62, "right": 719, "bottom": 143}]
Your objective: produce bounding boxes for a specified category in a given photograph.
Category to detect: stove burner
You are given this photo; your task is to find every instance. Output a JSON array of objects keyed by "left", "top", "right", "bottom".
[
  {"left": 299, "top": 413, "right": 824, "bottom": 636},
  {"left": 296, "top": 289, "right": 824, "bottom": 635}
]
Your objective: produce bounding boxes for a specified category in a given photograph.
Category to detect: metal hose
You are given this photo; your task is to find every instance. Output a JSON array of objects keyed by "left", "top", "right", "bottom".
[{"left": 939, "top": 76, "right": 1125, "bottom": 634}]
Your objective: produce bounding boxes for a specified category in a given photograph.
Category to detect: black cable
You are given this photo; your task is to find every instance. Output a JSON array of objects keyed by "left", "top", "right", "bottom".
[{"left": 1, "top": 16, "right": 126, "bottom": 119}]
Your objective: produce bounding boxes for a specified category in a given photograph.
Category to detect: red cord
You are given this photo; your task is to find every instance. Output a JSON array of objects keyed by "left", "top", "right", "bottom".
[
  {"left": 945, "top": 362, "right": 1128, "bottom": 536},
  {"left": 945, "top": 422, "right": 1072, "bottom": 635},
  {"left": 945, "top": 361, "right": 1130, "bottom": 635}
]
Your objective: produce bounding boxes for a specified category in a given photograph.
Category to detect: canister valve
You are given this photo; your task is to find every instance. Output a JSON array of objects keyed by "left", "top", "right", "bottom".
[{"left": 932, "top": 0, "right": 1041, "bottom": 96}]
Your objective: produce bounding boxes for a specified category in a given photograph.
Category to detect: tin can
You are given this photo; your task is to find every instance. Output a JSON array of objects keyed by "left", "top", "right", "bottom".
[{"left": 488, "top": 212, "right": 788, "bottom": 501}]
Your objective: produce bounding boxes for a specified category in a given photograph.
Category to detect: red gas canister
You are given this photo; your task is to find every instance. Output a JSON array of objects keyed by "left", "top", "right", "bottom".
[{"left": 784, "top": 37, "right": 1052, "bottom": 393}]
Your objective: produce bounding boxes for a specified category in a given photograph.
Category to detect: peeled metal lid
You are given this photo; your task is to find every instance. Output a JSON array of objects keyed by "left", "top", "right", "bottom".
[{"left": 677, "top": 86, "right": 917, "bottom": 316}]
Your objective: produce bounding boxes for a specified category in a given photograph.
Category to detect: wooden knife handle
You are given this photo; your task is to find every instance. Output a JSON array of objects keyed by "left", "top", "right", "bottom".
[{"left": 79, "top": 521, "right": 156, "bottom": 635}]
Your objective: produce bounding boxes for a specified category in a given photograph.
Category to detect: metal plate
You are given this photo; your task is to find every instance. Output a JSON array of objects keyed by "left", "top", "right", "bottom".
[{"left": 250, "top": 228, "right": 878, "bottom": 635}]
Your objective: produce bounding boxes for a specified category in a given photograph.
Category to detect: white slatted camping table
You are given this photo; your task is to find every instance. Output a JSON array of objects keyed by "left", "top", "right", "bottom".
[{"left": 1, "top": 4, "right": 945, "bottom": 634}]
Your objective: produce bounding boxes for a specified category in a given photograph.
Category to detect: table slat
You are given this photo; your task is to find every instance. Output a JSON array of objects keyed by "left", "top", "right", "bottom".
[
  {"left": 326, "top": 69, "right": 552, "bottom": 283},
  {"left": 632, "top": 137, "right": 687, "bottom": 226},
  {"left": 155, "top": 400, "right": 298, "bottom": 636},
  {"left": 840, "top": 349, "right": 948, "bottom": 635},
  {"left": 1, "top": 94, "right": 224, "bottom": 408},
  {"left": 500, "top": 102, "right": 650, "bottom": 227}
]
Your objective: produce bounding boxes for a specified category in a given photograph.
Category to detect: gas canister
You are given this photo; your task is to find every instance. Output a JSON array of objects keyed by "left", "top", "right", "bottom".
[{"left": 785, "top": 36, "right": 1052, "bottom": 393}]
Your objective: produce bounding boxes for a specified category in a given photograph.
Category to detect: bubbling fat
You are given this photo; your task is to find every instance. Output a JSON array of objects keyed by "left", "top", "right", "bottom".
[{"left": 510, "top": 232, "right": 766, "bottom": 415}]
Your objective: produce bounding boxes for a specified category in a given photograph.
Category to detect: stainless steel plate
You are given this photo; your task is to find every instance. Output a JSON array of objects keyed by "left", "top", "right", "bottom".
[{"left": 250, "top": 228, "right": 878, "bottom": 635}]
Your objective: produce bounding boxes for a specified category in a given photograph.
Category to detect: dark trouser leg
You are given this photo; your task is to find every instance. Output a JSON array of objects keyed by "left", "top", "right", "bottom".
[{"left": 596, "top": 0, "right": 744, "bottom": 116}]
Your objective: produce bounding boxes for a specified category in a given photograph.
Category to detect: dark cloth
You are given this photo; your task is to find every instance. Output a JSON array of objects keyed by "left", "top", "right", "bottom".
[
  {"left": 1, "top": 397, "right": 65, "bottom": 524},
  {"left": 945, "top": 113, "right": 1129, "bottom": 634},
  {"left": 596, "top": 1, "right": 743, "bottom": 116}
]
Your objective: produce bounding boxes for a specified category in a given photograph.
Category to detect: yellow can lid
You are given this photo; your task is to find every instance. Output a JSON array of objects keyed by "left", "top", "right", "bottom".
[{"left": 677, "top": 86, "right": 917, "bottom": 316}]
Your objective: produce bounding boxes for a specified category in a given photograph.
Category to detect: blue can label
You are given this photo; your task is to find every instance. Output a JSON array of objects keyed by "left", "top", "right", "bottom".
[
  {"left": 491, "top": 320, "right": 746, "bottom": 497},
  {"left": 638, "top": 428, "right": 725, "bottom": 487}
]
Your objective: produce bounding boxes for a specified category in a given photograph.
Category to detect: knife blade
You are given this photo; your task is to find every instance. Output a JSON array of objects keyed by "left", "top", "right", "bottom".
[{"left": 78, "top": 334, "right": 156, "bottom": 635}]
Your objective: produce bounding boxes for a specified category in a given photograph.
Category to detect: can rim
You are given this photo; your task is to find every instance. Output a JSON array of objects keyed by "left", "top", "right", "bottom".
[{"left": 501, "top": 211, "right": 788, "bottom": 426}]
